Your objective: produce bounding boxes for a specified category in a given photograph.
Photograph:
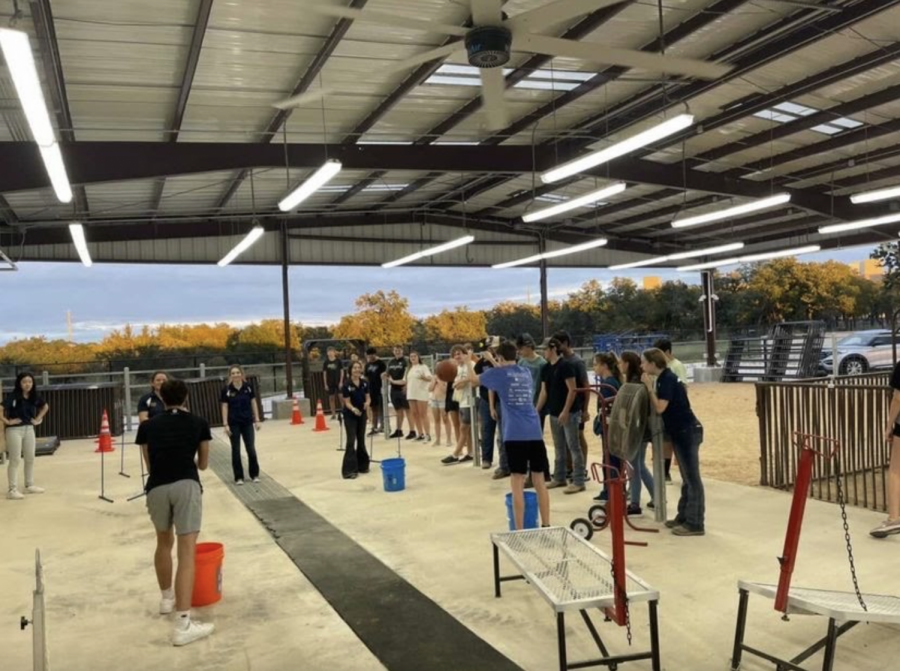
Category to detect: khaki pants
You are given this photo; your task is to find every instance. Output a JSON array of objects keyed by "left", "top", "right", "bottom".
[{"left": 6, "top": 425, "right": 36, "bottom": 492}]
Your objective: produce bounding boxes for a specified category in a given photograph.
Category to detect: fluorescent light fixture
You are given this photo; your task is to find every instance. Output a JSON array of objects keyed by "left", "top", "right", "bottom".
[
  {"left": 382, "top": 235, "right": 474, "bottom": 268},
  {"left": 493, "top": 238, "right": 608, "bottom": 269},
  {"left": 819, "top": 212, "right": 900, "bottom": 234},
  {"left": 218, "top": 226, "right": 265, "bottom": 267},
  {"left": 667, "top": 242, "right": 745, "bottom": 260},
  {"left": 278, "top": 160, "right": 342, "bottom": 211},
  {"left": 0, "top": 29, "right": 56, "bottom": 146},
  {"left": 68, "top": 224, "right": 92, "bottom": 267},
  {"left": 522, "top": 182, "right": 626, "bottom": 223},
  {"left": 541, "top": 114, "right": 694, "bottom": 184},
  {"left": 0, "top": 29, "right": 73, "bottom": 203},
  {"left": 671, "top": 194, "right": 791, "bottom": 228},
  {"left": 608, "top": 242, "right": 745, "bottom": 270},
  {"left": 40, "top": 143, "right": 73, "bottom": 203},
  {"left": 609, "top": 256, "right": 669, "bottom": 270},
  {"left": 850, "top": 185, "right": 900, "bottom": 204},
  {"left": 677, "top": 244, "right": 821, "bottom": 271}
]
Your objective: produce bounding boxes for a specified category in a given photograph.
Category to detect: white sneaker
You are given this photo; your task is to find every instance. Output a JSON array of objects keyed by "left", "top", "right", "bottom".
[
  {"left": 235, "top": 479, "right": 244, "bottom": 486},
  {"left": 25, "top": 485, "right": 45, "bottom": 494},
  {"left": 172, "top": 620, "right": 215, "bottom": 646},
  {"left": 252, "top": 477, "right": 260, "bottom": 483},
  {"left": 7, "top": 489, "right": 24, "bottom": 500},
  {"left": 159, "top": 597, "right": 175, "bottom": 615},
  {"left": 870, "top": 518, "right": 900, "bottom": 538}
]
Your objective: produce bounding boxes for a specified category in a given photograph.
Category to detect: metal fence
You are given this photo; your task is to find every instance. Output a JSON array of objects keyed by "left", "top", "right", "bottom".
[{"left": 756, "top": 371, "right": 892, "bottom": 510}]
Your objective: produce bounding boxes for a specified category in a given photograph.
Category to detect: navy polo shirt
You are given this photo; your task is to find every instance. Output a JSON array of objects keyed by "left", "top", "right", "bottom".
[
  {"left": 341, "top": 379, "right": 369, "bottom": 418},
  {"left": 655, "top": 368, "right": 695, "bottom": 434},
  {"left": 220, "top": 382, "right": 256, "bottom": 425},
  {"left": 3, "top": 393, "right": 46, "bottom": 425},
  {"left": 138, "top": 392, "right": 165, "bottom": 420}
]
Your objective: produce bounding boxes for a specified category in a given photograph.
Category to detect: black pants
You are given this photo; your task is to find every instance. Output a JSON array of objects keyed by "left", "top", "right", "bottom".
[
  {"left": 342, "top": 413, "right": 370, "bottom": 477},
  {"left": 229, "top": 422, "right": 259, "bottom": 481}
]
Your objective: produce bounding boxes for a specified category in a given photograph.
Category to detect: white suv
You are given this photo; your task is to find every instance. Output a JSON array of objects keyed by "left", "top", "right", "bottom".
[{"left": 820, "top": 330, "right": 895, "bottom": 375}]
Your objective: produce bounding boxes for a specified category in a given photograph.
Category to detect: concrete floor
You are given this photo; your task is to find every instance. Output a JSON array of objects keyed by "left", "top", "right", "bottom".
[{"left": 2, "top": 418, "right": 898, "bottom": 670}]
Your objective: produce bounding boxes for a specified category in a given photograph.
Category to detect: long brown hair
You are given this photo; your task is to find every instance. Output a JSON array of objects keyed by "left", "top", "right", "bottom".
[
  {"left": 593, "top": 352, "right": 622, "bottom": 384},
  {"left": 619, "top": 351, "right": 642, "bottom": 384}
]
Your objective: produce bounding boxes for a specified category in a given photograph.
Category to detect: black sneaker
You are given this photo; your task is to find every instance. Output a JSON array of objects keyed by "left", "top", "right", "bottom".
[
  {"left": 647, "top": 501, "right": 655, "bottom": 510},
  {"left": 665, "top": 474, "right": 673, "bottom": 483},
  {"left": 459, "top": 454, "right": 474, "bottom": 463},
  {"left": 441, "top": 455, "right": 460, "bottom": 465},
  {"left": 405, "top": 431, "right": 417, "bottom": 440},
  {"left": 388, "top": 429, "right": 403, "bottom": 439},
  {"left": 367, "top": 429, "right": 378, "bottom": 436},
  {"left": 664, "top": 519, "right": 683, "bottom": 529},
  {"left": 626, "top": 504, "right": 642, "bottom": 517}
]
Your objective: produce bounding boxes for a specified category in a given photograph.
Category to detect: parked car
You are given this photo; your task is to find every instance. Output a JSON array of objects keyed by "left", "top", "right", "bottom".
[{"left": 819, "top": 330, "right": 896, "bottom": 375}]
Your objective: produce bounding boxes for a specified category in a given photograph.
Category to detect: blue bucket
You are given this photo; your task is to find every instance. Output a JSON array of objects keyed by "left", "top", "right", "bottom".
[
  {"left": 505, "top": 491, "right": 539, "bottom": 530},
  {"left": 381, "top": 458, "right": 406, "bottom": 492}
]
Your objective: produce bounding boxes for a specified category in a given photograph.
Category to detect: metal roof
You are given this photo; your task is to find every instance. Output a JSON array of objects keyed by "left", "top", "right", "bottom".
[{"left": 3, "top": 0, "right": 900, "bottom": 268}]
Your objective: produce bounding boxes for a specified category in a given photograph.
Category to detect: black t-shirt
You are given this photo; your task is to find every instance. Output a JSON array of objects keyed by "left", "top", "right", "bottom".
[
  {"left": 891, "top": 362, "right": 900, "bottom": 425},
  {"left": 324, "top": 357, "right": 343, "bottom": 387},
  {"left": 136, "top": 409, "right": 212, "bottom": 492},
  {"left": 655, "top": 368, "right": 695, "bottom": 434},
  {"left": 138, "top": 391, "right": 165, "bottom": 420},
  {"left": 542, "top": 358, "right": 577, "bottom": 417},
  {"left": 365, "top": 359, "right": 386, "bottom": 395},
  {"left": 2, "top": 393, "right": 46, "bottom": 425},
  {"left": 564, "top": 352, "right": 587, "bottom": 414},
  {"left": 474, "top": 358, "right": 494, "bottom": 401},
  {"left": 220, "top": 382, "right": 255, "bottom": 425},
  {"left": 342, "top": 379, "right": 370, "bottom": 417},
  {"left": 387, "top": 357, "right": 408, "bottom": 386}
]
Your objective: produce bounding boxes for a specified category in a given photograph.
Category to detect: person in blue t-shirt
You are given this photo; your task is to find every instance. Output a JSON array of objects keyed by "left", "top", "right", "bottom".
[{"left": 468, "top": 341, "right": 550, "bottom": 529}]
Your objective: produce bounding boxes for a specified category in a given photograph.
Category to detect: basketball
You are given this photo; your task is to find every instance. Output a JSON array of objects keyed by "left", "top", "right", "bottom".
[{"left": 436, "top": 359, "right": 458, "bottom": 383}]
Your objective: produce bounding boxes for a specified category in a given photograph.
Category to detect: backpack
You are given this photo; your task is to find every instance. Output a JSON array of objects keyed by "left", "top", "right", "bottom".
[{"left": 607, "top": 383, "right": 651, "bottom": 461}]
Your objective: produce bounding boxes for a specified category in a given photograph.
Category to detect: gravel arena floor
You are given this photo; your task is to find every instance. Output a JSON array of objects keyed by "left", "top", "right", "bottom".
[{"left": 671, "top": 382, "right": 760, "bottom": 487}]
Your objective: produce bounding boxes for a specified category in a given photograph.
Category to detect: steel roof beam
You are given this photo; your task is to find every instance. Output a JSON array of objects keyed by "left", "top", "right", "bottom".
[
  {"left": 215, "top": 0, "right": 369, "bottom": 211},
  {"left": 30, "top": 0, "right": 89, "bottom": 217},
  {"left": 150, "top": 0, "right": 214, "bottom": 214}
]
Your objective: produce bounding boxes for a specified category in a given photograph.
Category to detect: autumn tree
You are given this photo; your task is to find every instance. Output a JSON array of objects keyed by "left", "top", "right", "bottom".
[
  {"left": 423, "top": 307, "right": 487, "bottom": 343},
  {"left": 236, "top": 319, "right": 300, "bottom": 350},
  {"left": 333, "top": 290, "right": 415, "bottom": 347}
]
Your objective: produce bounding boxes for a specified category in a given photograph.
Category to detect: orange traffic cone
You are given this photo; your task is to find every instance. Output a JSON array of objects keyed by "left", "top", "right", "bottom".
[
  {"left": 95, "top": 410, "right": 114, "bottom": 453},
  {"left": 291, "top": 397, "right": 304, "bottom": 425},
  {"left": 312, "top": 400, "right": 329, "bottom": 432}
]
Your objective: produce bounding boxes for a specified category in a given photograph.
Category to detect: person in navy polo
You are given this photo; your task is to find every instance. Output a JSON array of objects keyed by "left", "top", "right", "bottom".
[
  {"left": 3, "top": 372, "right": 49, "bottom": 500},
  {"left": 341, "top": 361, "right": 371, "bottom": 479},
  {"left": 220, "top": 365, "right": 262, "bottom": 485},
  {"left": 138, "top": 371, "right": 168, "bottom": 423}
]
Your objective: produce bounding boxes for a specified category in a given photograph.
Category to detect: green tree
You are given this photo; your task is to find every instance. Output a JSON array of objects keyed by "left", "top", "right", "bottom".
[
  {"left": 484, "top": 301, "right": 543, "bottom": 338},
  {"left": 333, "top": 290, "right": 415, "bottom": 347}
]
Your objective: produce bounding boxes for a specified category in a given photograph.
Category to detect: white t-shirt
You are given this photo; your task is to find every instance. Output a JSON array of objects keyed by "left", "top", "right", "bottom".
[
  {"left": 453, "top": 361, "right": 475, "bottom": 408},
  {"left": 405, "top": 364, "right": 433, "bottom": 401}
]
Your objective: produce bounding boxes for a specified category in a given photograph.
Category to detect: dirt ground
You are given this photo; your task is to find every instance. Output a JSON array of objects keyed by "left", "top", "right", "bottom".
[{"left": 685, "top": 383, "right": 760, "bottom": 487}]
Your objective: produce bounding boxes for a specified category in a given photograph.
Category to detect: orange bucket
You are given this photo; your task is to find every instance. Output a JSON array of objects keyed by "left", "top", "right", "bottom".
[{"left": 191, "top": 542, "right": 224, "bottom": 607}]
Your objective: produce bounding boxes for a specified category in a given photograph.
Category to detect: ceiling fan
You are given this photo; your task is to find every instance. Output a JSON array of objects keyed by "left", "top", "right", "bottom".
[{"left": 274, "top": 0, "right": 731, "bottom": 130}]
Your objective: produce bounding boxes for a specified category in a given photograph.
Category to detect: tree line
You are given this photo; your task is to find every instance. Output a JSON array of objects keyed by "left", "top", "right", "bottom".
[{"left": 0, "top": 256, "right": 888, "bottom": 374}]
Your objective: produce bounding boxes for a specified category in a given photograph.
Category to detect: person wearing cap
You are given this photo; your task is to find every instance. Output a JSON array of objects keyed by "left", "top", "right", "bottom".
[
  {"left": 552, "top": 331, "right": 591, "bottom": 480},
  {"left": 537, "top": 338, "right": 586, "bottom": 494}
]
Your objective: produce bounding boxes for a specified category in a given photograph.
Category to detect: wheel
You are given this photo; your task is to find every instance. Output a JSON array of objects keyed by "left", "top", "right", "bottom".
[
  {"left": 570, "top": 518, "right": 594, "bottom": 540},
  {"left": 588, "top": 504, "right": 609, "bottom": 529},
  {"left": 839, "top": 356, "right": 868, "bottom": 375}
]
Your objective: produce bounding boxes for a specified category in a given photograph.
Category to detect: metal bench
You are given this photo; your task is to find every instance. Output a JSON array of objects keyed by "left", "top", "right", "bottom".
[
  {"left": 732, "top": 580, "right": 900, "bottom": 671},
  {"left": 491, "top": 526, "right": 661, "bottom": 671}
]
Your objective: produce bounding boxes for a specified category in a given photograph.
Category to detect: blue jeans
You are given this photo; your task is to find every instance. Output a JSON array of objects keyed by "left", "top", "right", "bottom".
[
  {"left": 478, "top": 397, "right": 498, "bottom": 463},
  {"left": 549, "top": 411, "right": 585, "bottom": 486},
  {"left": 671, "top": 424, "right": 704, "bottom": 530},
  {"left": 629, "top": 443, "right": 655, "bottom": 507}
]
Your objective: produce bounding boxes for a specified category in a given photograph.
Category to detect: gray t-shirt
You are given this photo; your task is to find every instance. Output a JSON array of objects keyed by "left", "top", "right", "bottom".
[{"left": 518, "top": 355, "right": 547, "bottom": 404}]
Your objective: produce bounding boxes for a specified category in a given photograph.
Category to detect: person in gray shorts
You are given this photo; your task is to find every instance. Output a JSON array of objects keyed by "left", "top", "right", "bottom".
[{"left": 136, "top": 379, "right": 214, "bottom": 647}]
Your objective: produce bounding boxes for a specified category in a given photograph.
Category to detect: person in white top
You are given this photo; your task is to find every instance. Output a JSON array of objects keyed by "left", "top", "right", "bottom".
[
  {"left": 441, "top": 344, "right": 476, "bottom": 464},
  {"left": 404, "top": 351, "right": 433, "bottom": 442}
]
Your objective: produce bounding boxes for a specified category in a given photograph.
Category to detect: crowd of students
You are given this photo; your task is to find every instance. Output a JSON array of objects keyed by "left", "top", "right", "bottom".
[{"left": 330, "top": 334, "right": 707, "bottom": 537}]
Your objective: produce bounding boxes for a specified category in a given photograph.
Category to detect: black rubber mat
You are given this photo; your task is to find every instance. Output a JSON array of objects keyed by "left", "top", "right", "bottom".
[{"left": 247, "top": 496, "right": 524, "bottom": 671}]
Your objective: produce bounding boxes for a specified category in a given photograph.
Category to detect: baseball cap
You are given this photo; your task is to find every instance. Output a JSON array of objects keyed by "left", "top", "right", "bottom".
[{"left": 516, "top": 333, "right": 536, "bottom": 348}]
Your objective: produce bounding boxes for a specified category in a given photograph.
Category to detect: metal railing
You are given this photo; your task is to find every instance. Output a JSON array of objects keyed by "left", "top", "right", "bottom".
[
  {"left": 20, "top": 548, "right": 48, "bottom": 671},
  {"left": 756, "top": 372, "right": 892, "bottom": 510}
]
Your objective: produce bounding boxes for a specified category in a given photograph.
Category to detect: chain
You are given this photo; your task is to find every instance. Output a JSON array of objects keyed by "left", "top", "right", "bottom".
[
  {"left": 608, "top": 533, "right": 633, "bottom": 646},
  {"left": 833, "top": 457, "right": 868, "bottom": 612}
]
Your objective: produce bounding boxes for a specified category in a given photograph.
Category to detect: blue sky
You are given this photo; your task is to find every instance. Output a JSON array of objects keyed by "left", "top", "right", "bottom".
[{"left": 1, "top": 245, "right": 875, "bottom": 344}]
